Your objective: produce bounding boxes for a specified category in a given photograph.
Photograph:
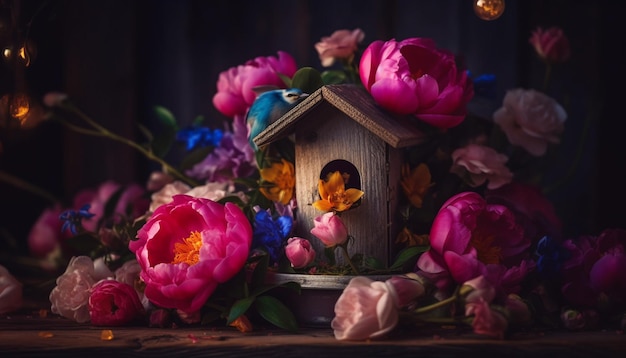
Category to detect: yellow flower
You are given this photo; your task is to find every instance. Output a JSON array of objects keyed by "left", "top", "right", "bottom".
[
  {"left": 400, "top": 163, "right": 433, "bottom": 208},
  {"left": 312, "top": 171, "right": 364, "bottom": 212},
  {"left": 259, "top": 159, "right": 295, "bottom": 205}
]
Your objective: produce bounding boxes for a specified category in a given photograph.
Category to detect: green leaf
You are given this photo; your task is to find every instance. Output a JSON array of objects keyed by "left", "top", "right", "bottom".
[
  {"left": 321, "top": 70, "right": 348, "bottom": 85},
  {"left": 290, "top": 67, "right": 324, "bottom": 94},
  {"left": 192, "top": 115, "right": 205, "bottom": 127},
  {"left": 277, "top": 73, "right": 292, "bottom": 88},
  {"left": 226, "top": 296, "right": 255, "bottom": 324},
  {"left": 179, "top": 146, "right": 213, "bottom": 170},
  {"left": 254, "top": 295, "right": 298, "bottom": 332},
  {"left": 136, "top": 122, "right": 154, "bottom": 143},
  {"left": 389, "top": 246, "right": 425, "bottom": 271},
  {"left": 154, "top": 106, "right": 177, "bottom": 128}
]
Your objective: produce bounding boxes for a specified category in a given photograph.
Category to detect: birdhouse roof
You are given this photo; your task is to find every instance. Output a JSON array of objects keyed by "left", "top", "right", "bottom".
[{"left": 253, "top": 84, "right": 426, "bottom": 149}]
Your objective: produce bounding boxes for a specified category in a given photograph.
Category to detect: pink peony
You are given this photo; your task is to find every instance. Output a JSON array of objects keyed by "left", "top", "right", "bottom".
[
  {"left": 0, "top": 264, "right": 22, "bottom": 314},
  {"left": 284, "top": 237, "right": 316, "bottom": 269},
  {"left": 451, "top": 144, "right": 513, "bottom": 190},
  {"left": 310, "top": 212, "right": 348, "bottom": 247},
  {"left": 466, "top": 299, "right": 508, "bottom": 339},
  {"left": 89, "top": 279, "right": 145, "bottom": 326},
  {"left": 331, "top": 276, "right": 399, "bottom": 341},
  {"left": 561, "top": 228, "right": 626, "bottom": 308},
  {"left": 416, "top": 191, "right": 532, "bottom": 295},
  {"left": 315, "top": 28, "right": 365, "bottom": 67},
  {"left": 27, "top": 204, "right": 70, "bottom": 258},
  {"left": 485, "top": 181, "right": 563, "bottom": 242},
  {"left": 49, "top": 256, "right": 113, "bottom": 323},
  {"left": 529, "top": 26, "right": 571, "bottom": 64},
  {"left": 75, "top": 181, "right": 149, "bottom": 233},
  {"left": 493, "top": 88, "right": 566, "bottom": 157},
  {"left": 212, "top": 51, "right": 298, "bottom": 118},
  {"left": 129, "top": 195, "right": 252, "bottom": 314},
  {"left": 359, "top": 37, "right": 473, "bottom": 129}
]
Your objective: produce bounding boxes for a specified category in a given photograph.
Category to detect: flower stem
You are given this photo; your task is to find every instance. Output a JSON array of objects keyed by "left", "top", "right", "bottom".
[
  {"left": 413, "top": 293, "right": 458, "bottom": 315},
  {"left": 0, "top": 170, "right": 59, "bottom": 204},
  {"left": 339, "top": 243, "right": 360, "bottom": 275},
  {"left": 56, "top": 103, "right": 199, "bottom": 187}
]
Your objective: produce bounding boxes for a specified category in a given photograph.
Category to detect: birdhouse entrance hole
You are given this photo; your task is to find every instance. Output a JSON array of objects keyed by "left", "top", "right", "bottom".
[{"left": 319, "top": 159, "right": 362, "bottom": 208}]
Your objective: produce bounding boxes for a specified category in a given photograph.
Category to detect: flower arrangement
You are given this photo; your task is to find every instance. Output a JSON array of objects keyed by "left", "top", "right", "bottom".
[{"left": 1, "top": 24, "right": 624, "bottom": 343}]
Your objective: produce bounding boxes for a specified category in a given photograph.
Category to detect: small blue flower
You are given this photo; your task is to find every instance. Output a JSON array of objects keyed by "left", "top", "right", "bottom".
[
  {"left": 59, "top": 204, "right": 95, "bottom": 235},
  {"left": 176, "top": 127, "right": 223, "bottom": 151},
  {"left": 535, "top": 235, "right": 570, "bottom": 280},
  {"left": 252, "top": 210, "right": 293, "bottom": 264},
  {"left": 468, "top": 72, "right": 497, "bottom": 100}
]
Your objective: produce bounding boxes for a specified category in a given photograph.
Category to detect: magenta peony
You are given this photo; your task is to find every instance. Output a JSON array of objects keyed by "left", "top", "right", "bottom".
[
  {"left": 310, "top": 212, "right": 348, "bottom": 247},
  {"left": 89, "top": 279, "right": 145, "bottom": 326},
  {"left": 359, "top": 37, "right": 473, "bottom": 129},
  {"left": 212, "top": 51, "right": 298, "bottom": 118},
  {"left": 416, "top": 191, "right": 533, "bottom": 295},
  {"left": 331, "top": 276, "right": 399, "bottom": 341},
  {"left": 561, "top": 228, "right": 626, "bottom": 308},
  {"left": 129, "top": 195, "right": 252, "bottom": 314}
]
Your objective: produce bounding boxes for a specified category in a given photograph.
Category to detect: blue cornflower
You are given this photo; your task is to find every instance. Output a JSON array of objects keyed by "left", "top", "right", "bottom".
[
  {"left": 252, "top": 210, "right": 293, "bottom": 264},
  {"left": 176, "top": 127, "right": 223, "bottom": 151},
  {"left": 59, "top": 204, "right": 95, "bottom": 235},
  {"left": 535, "top": 235, "right": 570, "bottom": 280}
]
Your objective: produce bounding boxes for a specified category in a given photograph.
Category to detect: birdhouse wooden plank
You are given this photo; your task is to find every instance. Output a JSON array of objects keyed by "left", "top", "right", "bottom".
[{"left": 255, "top": 84, "right": 425, "bottom": 267}]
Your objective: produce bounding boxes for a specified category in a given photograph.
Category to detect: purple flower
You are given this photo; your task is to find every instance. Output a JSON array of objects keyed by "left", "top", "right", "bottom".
[
  {"left": 59, "top": 204, "right": 95, "bottom": 235},
  {"left": 186, "top": 115, "right": 256, "bottom": 183}
]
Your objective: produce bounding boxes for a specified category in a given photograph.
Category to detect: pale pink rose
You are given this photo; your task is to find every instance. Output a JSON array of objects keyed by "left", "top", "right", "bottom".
[
  {"left": 315, "top": 28, "right": 365, "bottom": 67},
  {"left": 529, "top": 26, "right": 571, "bottom": 64},
  {"left": 284, "top": 237, "right": 316, "bottom": 268},
  {"left": 0, "top": 264, "right": 23, "bottom": 314},
  {"left": 146, "top": 171, "right": 174, "bottom": 192},
  {"left": 385, "top": 273, "right": 426, "bottom": 308},
  {"left": 463, "top": 275, "right": 496, "bottom": 304},
  {"left": 89, "top": 279, "right": 145, "bottom": 326},
  {"left": 451, "top": 144, "right": 513, "bottom": 190},
  {"left": 148, "top": 181, "right": 191, "bottom": 212},
  {"left": 310, "top": 212, "right": 348, "bottom": 247},
  {"left": 114, "top": 259, "right": 149, "bottom": 309},
  {"left": 49, "top": 256, "right": 114, "bottom": 323},
  {"left": 359, "top": 37, "right": 473, "bottom": 129},
  {"left": 185, "top": 182, "right": 248, "bottom": 204},
  {"left": 493, "top": 88, "right": 566, "bottom": 157},
  {"left": 505, "top": 294, "right": 532, "bottom": 326},
  {"left": 332, "top": 276, "right": 399, "bottom": 341}
]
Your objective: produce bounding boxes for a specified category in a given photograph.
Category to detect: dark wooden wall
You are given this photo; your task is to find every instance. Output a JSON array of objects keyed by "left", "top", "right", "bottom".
[{"left": 0, "top": 0, "right": 623, "bottom": 256}]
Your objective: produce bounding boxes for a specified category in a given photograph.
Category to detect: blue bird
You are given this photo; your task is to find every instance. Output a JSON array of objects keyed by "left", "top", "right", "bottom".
[{"left": 246, "top": 87, "right": 308, "bottom": 150}]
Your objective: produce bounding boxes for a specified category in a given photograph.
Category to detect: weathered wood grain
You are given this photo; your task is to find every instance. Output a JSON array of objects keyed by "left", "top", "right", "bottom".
[{"left": 1, "top": 314, "right": 625, "bottom": 358}]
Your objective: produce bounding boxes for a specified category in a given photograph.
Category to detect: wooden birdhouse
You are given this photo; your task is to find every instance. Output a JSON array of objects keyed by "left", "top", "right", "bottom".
[{"left": 254, "top": 84, "right": 425, "bottom": 267}]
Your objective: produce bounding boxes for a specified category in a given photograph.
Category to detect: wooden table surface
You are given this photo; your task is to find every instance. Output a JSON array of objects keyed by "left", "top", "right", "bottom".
[{"left": 2, "top": 308, "right": 625, "bottom": 358}]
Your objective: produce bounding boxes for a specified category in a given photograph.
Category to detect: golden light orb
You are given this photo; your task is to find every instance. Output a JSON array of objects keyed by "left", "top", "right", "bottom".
[{"left": 474, "top": 0, "right": 505, "bottom": 21}]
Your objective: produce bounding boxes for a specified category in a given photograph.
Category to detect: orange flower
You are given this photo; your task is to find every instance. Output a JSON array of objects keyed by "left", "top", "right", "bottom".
[
  {"left": 312, "top": 171, "right": 364, "bottom": 212},
  {"left": 400, "top": 163, "right": 433, "bottom": 208},
  {"left": 259, "top": 159, "right": 295, "bottom": 205},
  {"left": 229, "top": 314, "right": 253, "bottom": 333}
]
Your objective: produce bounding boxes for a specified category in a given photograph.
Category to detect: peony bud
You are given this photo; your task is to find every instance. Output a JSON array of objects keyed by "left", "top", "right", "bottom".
[
  {"left": 310, "top": 212, "right": 348, "bottom": 247},
  {"left": 284, "top": 237, "right": 316, "bottom": 268}
]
